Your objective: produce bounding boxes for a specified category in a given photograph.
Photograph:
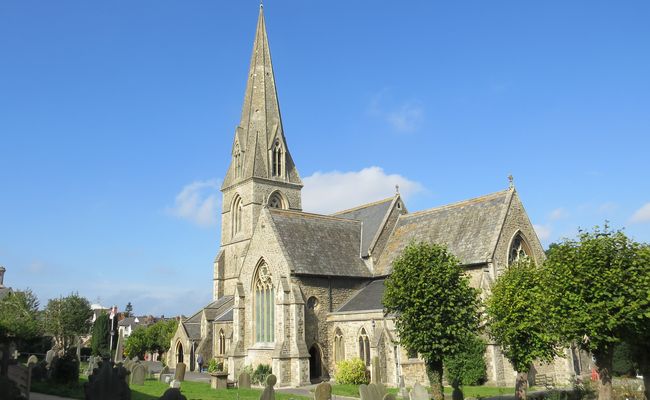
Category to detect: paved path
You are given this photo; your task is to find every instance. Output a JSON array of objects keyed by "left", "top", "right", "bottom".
[{"left": 30, "top": 393, "right": 76, "bottom": 400}]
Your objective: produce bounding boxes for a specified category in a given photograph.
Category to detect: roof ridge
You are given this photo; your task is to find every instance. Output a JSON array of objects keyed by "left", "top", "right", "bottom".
[
  {"left": 402, "top": 189, "right": 511, "bottom": 218},
  {"left": 332, "top": 197, "right": 395, "bottom": 215},
  {"left": 269, "top": 208, "right": 363, "bottom": 223}
]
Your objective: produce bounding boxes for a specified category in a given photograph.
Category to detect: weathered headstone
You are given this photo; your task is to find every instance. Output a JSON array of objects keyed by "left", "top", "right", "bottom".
[
  {"left": 359, "top": 384, "right": 372, "bottom": 400},
  {"left": 170, "top": 379, "right": 181, "bottom": 388},
  {"left": 398, "top": 376, "right": 409, "bottom": 400},
  {"left": 85, "top": 356, "right": 98, "bottom": 376},
  {"left": 314, "top": 381, "right": 332, "bottom": 400},
  {"left": 238, "top": 371, "right": 252, "bottom": 389},
  {"left": 131, "top": 363, "right": 146, "bottom": 385},
  {"left": 45, "top": 349, "right": 56, "bottom": 368},
  {"left": 410, "top": 383, "right": 429, "bottom": 400},
  {"left": 260, "top": 374, "right": 276, "bottom": 400},
  {"left": 377, "top": 383, "right": 388, "bottom": 398},
  {"left": 174, "top": 362, "right": 186, "bottom": 382},
  {"left": 159, "top": 388, "right": 187, "bottom": 400},
  {"left": 27, "top": 355, "right": 38, "bottom": 365},
  {"left": 84, "top": 360, "right": 131, "bottom": 400},
  {"left": 368, "top": 383, "right": 383, "bottom": 400},
  {"left": 383, "top": 394, "right": 397, "bottom": 400},
  {"left": 159, "top": 365, "right": 170, "bottom": 382}
]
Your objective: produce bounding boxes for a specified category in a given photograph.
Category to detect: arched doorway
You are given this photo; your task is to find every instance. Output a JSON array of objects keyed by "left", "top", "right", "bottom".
[
  {"left": 176, "top": 341, "right": 184, "bottom": 364},
  {"left": 309, "top": 344, "right": 323, "bottom": 383}
]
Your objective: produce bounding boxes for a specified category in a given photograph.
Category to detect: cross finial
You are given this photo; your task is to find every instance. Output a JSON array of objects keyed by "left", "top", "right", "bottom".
[
  {"left": 395, "top": 184, "right": 400, "bottom": 195},
  {"left": 260, "top": 0, "right": 263, "bottom": 8},
  {"left": 508, "top": 174, "right": 514, "bottom": 189}
]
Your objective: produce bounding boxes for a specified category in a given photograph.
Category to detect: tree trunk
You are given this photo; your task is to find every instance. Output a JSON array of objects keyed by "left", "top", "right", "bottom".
[
  {"left": 594, "top": 347, "right": 614, "bottom": 400},
  {"left": 427, "top": 359, "right": 444, "bottom": 400},
  {"left": 515, "top": 371, "right": 529, "bottom": 400}
]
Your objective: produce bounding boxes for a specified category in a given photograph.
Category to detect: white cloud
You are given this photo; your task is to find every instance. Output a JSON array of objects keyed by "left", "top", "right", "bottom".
[
  {"left": 630, "top": 203, "right": 650, "bottom": 223},
  {"left": 386, "top": 103, "right": 424, "bottom": 133},
  {"left": 548, "top": 208, "right": 568, "bottom": 221},
  {"left": 533, "top": 224, "right": 552, "bottom": 242},
  {"left": 302, "top": 166, "right": 424, "bottom": 214},
  {"left": 167, "top": 179, "right": 220, "bottom": 227}
]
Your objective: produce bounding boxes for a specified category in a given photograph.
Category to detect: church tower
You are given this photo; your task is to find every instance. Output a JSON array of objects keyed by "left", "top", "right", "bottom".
[{"left": 214, "top": 5, "right": 303, "bottom": 299}]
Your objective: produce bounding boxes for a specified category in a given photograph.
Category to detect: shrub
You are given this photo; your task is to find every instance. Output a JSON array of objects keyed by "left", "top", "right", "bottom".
[
  {"left": 207, "top": 358, "right": 223, "bottom": 373},
  {"left": 252, "top": 363, "right": 272, "bottom": 385},
  {"left": 51, "top": 348, "right": 80, "bottom": 385},
  {"left": 335, "top": 358, "right": 369, "bottom": 385},
  {"left": 612, "top": 342, "right": 637, "bottom": 377},
  {"left": 444, "top": 334, "right": 487, "bottom": 386}
]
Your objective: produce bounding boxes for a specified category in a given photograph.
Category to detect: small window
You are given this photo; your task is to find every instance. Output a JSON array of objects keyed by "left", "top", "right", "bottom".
[
  {"left": 233, "top": 142, "right": 242, "bottom": 179},
  {"left": 358, "top": 328, "right": 370, "bottom": 366},
  {"left": 407, "top": 348, "right": 418, "bottom": 359},
  {"left": 509, "top": 233, "right": 531, "bottom": 265},
  {"left": 232, "top": 195, "right": 243, "bottom": 236},
  {"left": 334, "top": 328, "right": 345, "bottom": 363},
  {"left": 271, "top": 139, "right": 283, "bottom": 177},
  {"left": 307, "top": 296, "right": 318, "bottom": 310},
  {"left": 268, "top": 192, "right": 284, "bottom": 209}
]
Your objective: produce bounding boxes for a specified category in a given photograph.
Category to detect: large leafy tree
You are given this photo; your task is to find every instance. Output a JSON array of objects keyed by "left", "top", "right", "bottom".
[
  {"left": 383, "top": 242, "right": 480, "bottom": 400},
  {"left": 124, "top": 319, "right": 178, "bottom": 359},
  {"left": 44, "top": 293, "right": 93, "bottom": 350},
  {"left": 90, "top": 312, "right": 110, "bottom": 357},
  {"left": 0, "top": 289, "right": 42, "bottom": 343},
  {"left": 544, "top": 226, "right": 650, "bottom": 400},
  {"left": 486, "top": 260, "right": 560, "bottom": 400}
]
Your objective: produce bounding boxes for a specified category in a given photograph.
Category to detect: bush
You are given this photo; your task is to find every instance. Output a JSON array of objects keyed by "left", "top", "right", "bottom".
[
  {"left": 252, "top": 363, "right": 272, "bottom": 385},
  {"left": 51, "top": 348, "right": 80, "bottom": 385},
  {"left": 335, "top": 358, "right": 369, "bottom": 385},
  {"left": 444, "top": 334, "right": 487, "bottom": 386},
  {"left": 207, "top": 358, "right": 223, "bottom": 373},
  {"left": 612, "top": 342, "right": 637, "bottom": 377}
]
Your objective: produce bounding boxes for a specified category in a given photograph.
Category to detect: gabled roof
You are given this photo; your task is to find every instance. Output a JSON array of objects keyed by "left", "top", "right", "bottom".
[
  {"left": 334, "top": 197, "right": 394, "bottom": 257},
  {"left": 268, "top": 209, "right": 372, "bottom": 277},
  {"left": 180, "top": 296, "right": 235, "bottom": 341},
  {"left": 336, "top": 279, "right": 386, "bottom": 312},
  {"left": 183, "top": 323, "right": 202, "bottom": 341},
  {"left": 203, "top": 296, "right": 234, "bottom": 321},
  {"left": 376, "top": 190, "right": 513, "bottom": 276}
]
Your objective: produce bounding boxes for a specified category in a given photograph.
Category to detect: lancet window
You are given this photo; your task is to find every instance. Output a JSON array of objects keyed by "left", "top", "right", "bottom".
[
  {"left": 271, "top": 139, "right": 283, "bottom": 177},
  {"left": 358, "top": 328, "right": 370, "bottom": 366},
  {"left": 508, "top": 233, "right": 531, "bottom": 265},
  {"left": 254, "top": 261, "right": 275, "bottom": 343},
  {"left": 218, "top": 329, "right": 226, "bottom": 355},
  {"left": 233, "top": 142, "right": 242, "bottom": 179},
  {"left": 334, "top": 328, "right": 345, "bottom": 363},
  {"left": 232, "top": 195, "right": 243, "bottom": 236}
]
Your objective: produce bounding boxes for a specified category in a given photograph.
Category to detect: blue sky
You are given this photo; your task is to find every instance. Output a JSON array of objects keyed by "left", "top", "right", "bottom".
[{"left": 1, "top": 1, "right": 649, "bottom": 316}]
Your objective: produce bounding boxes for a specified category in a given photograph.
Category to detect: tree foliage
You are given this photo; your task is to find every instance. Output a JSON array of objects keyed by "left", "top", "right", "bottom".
[
  {"left": 44, "top": 293, "right": 92, "bottom": 350},
  {"left": 383, "top": 242, "right": 480, "bottom": 400},
  {"left": 90, "top": 312, "right": 110, "bottom": 357},
  {"left": 124, "top": 302, "right": 133, "bottom": 318},
  {"left": 0, "top": 289, "right": 42, "bottom": 343},
  {"left": 443, "top": 333, "right": 487, "bottom": 386},
  {"left": 544, "top": 226, "right": 650, "bottom": 400},
  {"left": 486, "top": 259, "right": 560, "bottom": 400},
  {"left": 123, "top": 319, "right": 178, "bottom": 359}
]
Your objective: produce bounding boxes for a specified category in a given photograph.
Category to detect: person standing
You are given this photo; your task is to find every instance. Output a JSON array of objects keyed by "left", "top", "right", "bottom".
[{"left": 197, "top": 354, "right": 204, "bottom": 373}]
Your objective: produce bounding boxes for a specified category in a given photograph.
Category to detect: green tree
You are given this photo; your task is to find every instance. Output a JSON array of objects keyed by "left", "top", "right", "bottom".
[
  {"left": 444, "top": 333, "right": 487, "bottom": 387},
  {"left": 44, "top": 293, "right": 93, "bottom": 350},
  {"left": 544, "top": 226, "right": 650, "bottom": 400},
  {"left": 0, "top": 289, "right": 42, "bottom": 343},
  {"left": 90, "top": 312, "right": 110, "bottom": 357},
  {"left": 383, "top": 242, "right": 480, "bottom": 400},
  {"left": 123, "top": 326, "right": 148, "bottom": 359},
  {"left": 123, "top": 319, "right": 178, "bottom": 359},
  {"left": 486, "top": 260, "right": 561, "bottom": 400},
  {"left": 124, "top": 302, "right": 133, "bottom": 318}
]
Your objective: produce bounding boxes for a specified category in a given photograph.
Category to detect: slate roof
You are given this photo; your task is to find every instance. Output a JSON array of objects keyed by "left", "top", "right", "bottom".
[
  {"left": 181, "top": 296, "right": 234, "bottom": 340},
  {"left": 376, "top": 190, "right": 513, "bottom": 276},
  {"left": 203, "top": 296, "right": 234, "bottom": 321},
  {"left": 117, "top": 317, "right": 141, "bottom": 327},
  {"left": 215, "top": 308, "right": 233, "bottom": 322},
  {"left": 337, "top": 279, "right": 386, "bottom": 312},
  {"left": 334, "top": 198, "right": 394, "bottom": 257},
  {"left": 269, "top": 209, "right": 372, "bottom": 277},
  {"left": 184, "top": 323, "right": 202, "bottom": 340}
]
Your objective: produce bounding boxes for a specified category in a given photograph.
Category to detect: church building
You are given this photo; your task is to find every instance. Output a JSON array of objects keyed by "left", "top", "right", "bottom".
[{"left": 168, "top": 6, "right": 580, "bottom": 387}]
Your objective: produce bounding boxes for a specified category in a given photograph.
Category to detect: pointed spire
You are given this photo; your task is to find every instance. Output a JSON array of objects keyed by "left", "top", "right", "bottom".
[{"left": 222, "top": 5, "right": 302, "bottom": 190}]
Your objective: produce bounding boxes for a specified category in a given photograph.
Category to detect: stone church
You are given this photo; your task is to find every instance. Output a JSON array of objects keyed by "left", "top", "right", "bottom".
[{"left": 168, "top": 6, "right": 582, "bottom": 388}]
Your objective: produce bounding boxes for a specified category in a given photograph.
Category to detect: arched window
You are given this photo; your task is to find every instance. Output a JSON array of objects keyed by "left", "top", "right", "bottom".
[
  {"left": 218, "top": 329, "right": 226, "bottom": 355},
  {"left": 232, "top": 195, "right": 242, "bottom": 236},
  {"left": 233, "top": 142, "right": 242, "bottom": 179},
  {"left": 509, "top": 232, "right": 532, "bottom": 265},
  {"left": 268, "top": 192, "right": 284, "bottom": 209},
  {"left": 358, "top": 328, "right": 370, "bottom": 366},
  {"left": 334, "top": 328, "right": 345, "bottom": 363},
  {"left": 254, "top": 261, "right": 275, "bottom": 343},
  {"left": 271, "top": 139, "right": 283, "bottom": 177}
]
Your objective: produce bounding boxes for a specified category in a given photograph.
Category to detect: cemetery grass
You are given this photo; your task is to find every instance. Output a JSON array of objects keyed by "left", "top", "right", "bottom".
[{"left": 329, "top": 384, "right": 522, "bottom": 398}]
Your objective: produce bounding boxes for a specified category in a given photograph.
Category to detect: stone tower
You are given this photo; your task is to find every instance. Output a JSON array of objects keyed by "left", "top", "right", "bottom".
[{"left": 213, "top": 5, "right": 303, "bottom": 300}]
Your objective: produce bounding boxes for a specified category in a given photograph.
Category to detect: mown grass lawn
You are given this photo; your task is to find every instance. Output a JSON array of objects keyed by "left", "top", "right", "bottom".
[
  {"left": 328, "top": 383, "right": 520, "bottom": 399},
  {"left": 32, "top": 378, "right": 309, "bottom": 400}
]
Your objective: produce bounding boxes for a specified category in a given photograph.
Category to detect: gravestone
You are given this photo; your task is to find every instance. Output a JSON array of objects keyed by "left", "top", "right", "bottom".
[
  {"left": 368, "top": 383, "right": 384, "bottom": 400},
  {"left": 159, "top": 366, "right": 170, "bottom": 382},
  {"left": 85, "top": 356, "right": 98, "bottom": 376},
  {"left": 377, "top": 383, "right": 388, "bottom": 398},
  {"left": 371, "top": 357, "right": 381, "bottom": 384},
  {"left": 359, "top": 384, "right": 371, "bottom": 400},
  {"left": 45, "top": 349, "right": 56, "bottom": 368},
  {"left": 398, "top": 376, "right": 409, "bottom": 400},
  {"left": 174, "top": 362, "right": 186, "bottom": 382},
  {"left": 27, "top": 355, "right": 38, "bottom": 365},
  {"left": 451, "top": 379, "right": 464, "bottom": 400},
  {"left": 314, "top": 381, "right": 332, "bottom": 400},
  {"left": 170, "top": 379, "right": 181, "bottom": 388},
  {"left": 384, "top": 394, "right": 397, "bottom": 400},
  {"left": 131, "top": 363, "right": 146, "bottom": 385},
  {"left": 159, "top": 388, "right": 187, "bottom": 400},
  {"left": 239, "top": 371, "right": 252, "bottom": 389},
  {"left": 410, "top": 383, "right": 429, "bottom": 400},
  {"left": 260, "top": 374, "right": 277, "bottom": 400},
  {"left": 84, "top": 360, "right": 130, "bottom": 400}
]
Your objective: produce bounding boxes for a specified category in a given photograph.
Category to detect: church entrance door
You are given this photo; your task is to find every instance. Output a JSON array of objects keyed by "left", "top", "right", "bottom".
[
  {"left": 309, "top": 344, "right": 323, "bottom": 383},
  {"left": 177, "top": 342, "right": 184, "bottom": 364}
]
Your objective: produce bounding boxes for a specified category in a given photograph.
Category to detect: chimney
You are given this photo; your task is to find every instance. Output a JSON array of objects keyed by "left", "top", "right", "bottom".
[{"left": 0, "top": 266, "right": 5, "bottom": 288}]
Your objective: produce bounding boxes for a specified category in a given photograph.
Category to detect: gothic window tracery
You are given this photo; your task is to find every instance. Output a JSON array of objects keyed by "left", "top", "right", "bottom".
[
  {"left": 271, "top": 139, "right": 283, "bottom": 177},
  {"left": 358, "top": 328, "right": 370, "bottom": 366},
  {"left": 508, "top": 233, "right": 531, "bottom": 265},
  {"left": 268, "top": 192, "right": 284, "bottom": 209},
  {"left": 232, "top": 195, "right": 243, "bottom": 236},
  {"left": 218, "top": 329, "right": 226, "bottom": 355},
  {"left": 334, "top": 328, "right": 345, "bottom": 363},
  {"left": 254, "top": 261, "right": 275, "bottom": 343},
  {"left": 233, "top": 142, "right": 242, "bottom": 179}
]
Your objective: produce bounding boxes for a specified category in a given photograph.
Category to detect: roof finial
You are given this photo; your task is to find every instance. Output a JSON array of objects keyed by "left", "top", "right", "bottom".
[
  {"left": 508, "top": 174, "right": 514, "bottom": 190},
  {"left": 395, "top": 184, "right": 400, "bottom": 195},
  {"left": 260, "top": 0, "right": 263, "bottom": 8}
]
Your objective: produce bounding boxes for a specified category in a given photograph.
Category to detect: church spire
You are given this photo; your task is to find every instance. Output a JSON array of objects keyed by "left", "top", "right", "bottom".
[{"left": 222, "top": 5, "right": 302, "bottom": 190}]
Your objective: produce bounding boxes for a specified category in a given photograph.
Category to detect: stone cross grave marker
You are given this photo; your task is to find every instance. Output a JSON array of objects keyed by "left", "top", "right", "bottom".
[
  {"left": 260, "top": 374, "right": 277, "bottom": 400},
  {"left": 239, "top": 371, "right": 252, "bottom": 389}
]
